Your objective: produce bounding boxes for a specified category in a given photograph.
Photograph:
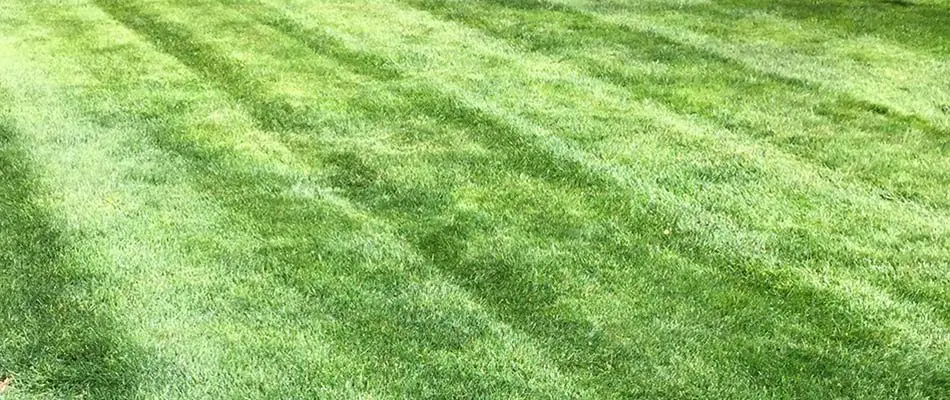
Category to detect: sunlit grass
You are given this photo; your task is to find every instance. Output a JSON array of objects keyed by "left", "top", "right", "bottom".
[{"left": 1, "top": 0, "right": 948, "bottom": 398}]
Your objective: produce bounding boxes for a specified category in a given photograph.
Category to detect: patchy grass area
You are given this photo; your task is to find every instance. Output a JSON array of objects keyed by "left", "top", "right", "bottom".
[{"left": 1, "top": 0, "right": 948, "bottom": 398}]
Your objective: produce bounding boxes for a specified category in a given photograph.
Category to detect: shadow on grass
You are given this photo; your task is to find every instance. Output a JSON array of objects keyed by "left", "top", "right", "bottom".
[{"left": 0, "top": 120, "right": 151, "bottom": 398}]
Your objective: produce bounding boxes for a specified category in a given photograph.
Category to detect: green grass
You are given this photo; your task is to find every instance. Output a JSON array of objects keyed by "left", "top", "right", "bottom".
[{"left": 0, "top": 0, "right": 948, "bottom": 398}]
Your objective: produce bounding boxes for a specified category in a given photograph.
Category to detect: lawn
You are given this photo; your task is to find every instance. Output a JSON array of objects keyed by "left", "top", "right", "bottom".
[{"left": 0, "top": 0, "right": 948, "bottom": 398}]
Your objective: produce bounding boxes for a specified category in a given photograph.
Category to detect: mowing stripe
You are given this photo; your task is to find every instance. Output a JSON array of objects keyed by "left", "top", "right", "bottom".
[
  {"left": 400, "top": 0, "right": 950, "bottom": 212},
  {"left": 1, "top": 0, "right": 947, "bottom": 398},
  {"left": 111, "top": 0, "right": 950, "bottom": 394},
  {"left": 567, "top": 0, "right": 950, "bottom": 129},
  {"left": 102, "top": 0, "right": 950, "bottom": 397},
  {"left": 6, "top": 1, "right": 586, "bottom": 397},
  {"left": 251, "top": 0, "right": 950, "bottom": 321}
]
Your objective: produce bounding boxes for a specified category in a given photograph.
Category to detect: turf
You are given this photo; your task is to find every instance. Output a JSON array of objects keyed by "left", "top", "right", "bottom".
[{"left": 0, "top": 0, "right": 948, "bottom": 398}]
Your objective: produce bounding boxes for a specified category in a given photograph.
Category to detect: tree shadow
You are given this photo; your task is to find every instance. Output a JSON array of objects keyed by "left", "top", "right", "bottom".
[{"left": 0, "top": 119, "right": 153, "bottom": 398}]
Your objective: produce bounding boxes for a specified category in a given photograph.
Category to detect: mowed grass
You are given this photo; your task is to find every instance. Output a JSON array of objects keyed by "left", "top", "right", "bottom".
[{"left": 0, "top": 0, "right": 948, "bottom": 398}]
